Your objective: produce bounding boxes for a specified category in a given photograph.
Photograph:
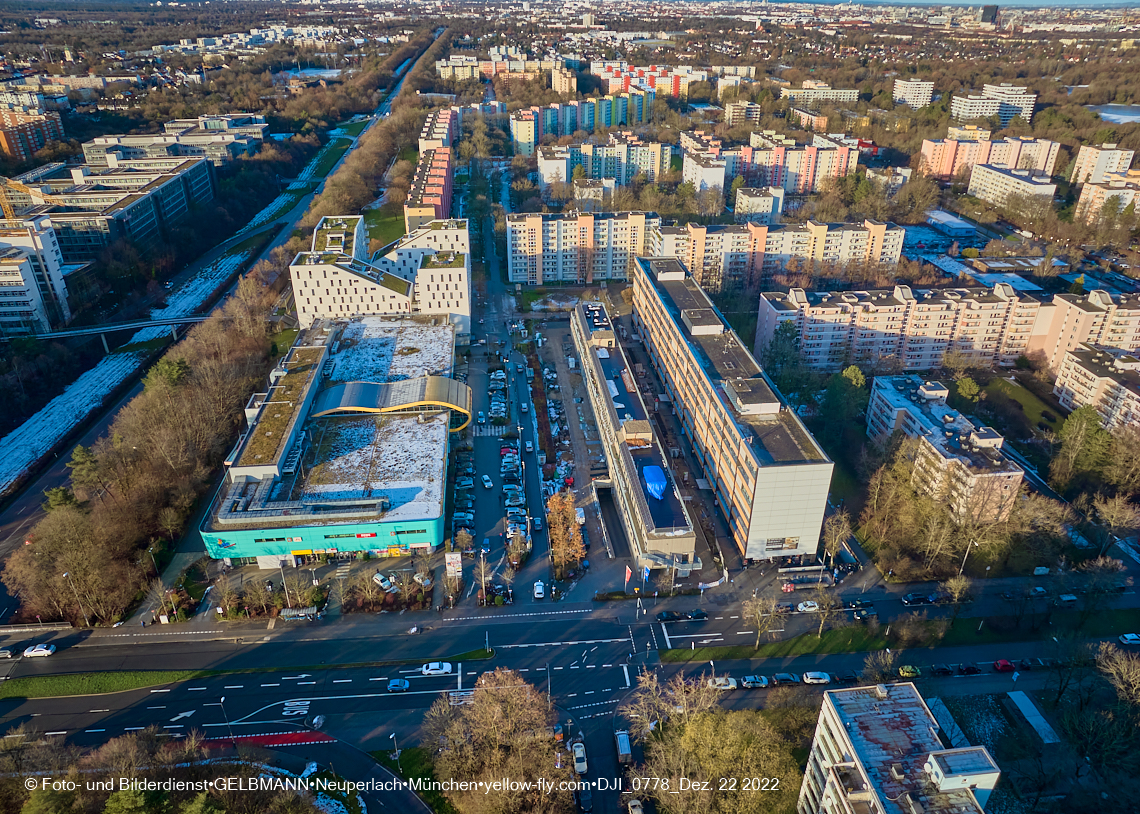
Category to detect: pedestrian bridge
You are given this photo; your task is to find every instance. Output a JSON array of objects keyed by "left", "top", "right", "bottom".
[{"left": 311, "top": 376, "right": 473, "bottom": 431}]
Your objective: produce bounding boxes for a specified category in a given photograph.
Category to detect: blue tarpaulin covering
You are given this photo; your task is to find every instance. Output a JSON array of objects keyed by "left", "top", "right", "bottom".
[{"left": 643, "top": 466, "right": 667, "bottom": 500}]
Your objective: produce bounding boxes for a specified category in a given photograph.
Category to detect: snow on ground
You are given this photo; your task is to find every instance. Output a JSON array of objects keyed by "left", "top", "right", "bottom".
[
  {"left": 302, "top": 414, "right": 446, "bottom": 521},
  {"left": 0, "top": 249, "right": 253, "bottom": 495},
  {"left": 239, "top": 190, "right": 304, "bottom": 234},
  {"left": 332, "top": 317, "right": 453, "bottom": 383},
  {"left": 294, "top": 140, "right": 341, "bottom": 183},
  {"left": 529, "top": 293, "right": 580, "bottom": 312}
]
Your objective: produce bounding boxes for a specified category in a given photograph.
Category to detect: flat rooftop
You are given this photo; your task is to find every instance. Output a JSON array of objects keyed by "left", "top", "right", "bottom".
[
  {"left": 330, "top": 316, "right": 454, "bottom": 384},
  {"left": 641, "top": 258, "right": 828, "bottom": 467}
]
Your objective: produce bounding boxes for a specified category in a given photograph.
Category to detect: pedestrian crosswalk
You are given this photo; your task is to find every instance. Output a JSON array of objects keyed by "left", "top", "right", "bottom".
[
  {"left": 472, "top": 424, "right": 510, "bottom": 437},
  {"left": 334, "top": 564, "right": 351, "bottom": 581}
]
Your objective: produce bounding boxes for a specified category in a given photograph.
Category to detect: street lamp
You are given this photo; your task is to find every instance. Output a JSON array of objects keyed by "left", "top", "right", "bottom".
[
  {"left": 62, "top": 572, "right": 90, "bottom": 627},
  {"left": 959, "top": 540, "right": 979, "bottom": 576},
  {"left": 390, "top": 732, "right": 401, "bottom": 771},
  {"left": 218, "top": 696, "right": 237, "bottom": 748}
]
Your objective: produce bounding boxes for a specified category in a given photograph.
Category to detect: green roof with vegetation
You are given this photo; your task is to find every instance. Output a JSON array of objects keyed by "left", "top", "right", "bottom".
[{"left": 237, "top": 346, "right": 324, "bottom": 466}]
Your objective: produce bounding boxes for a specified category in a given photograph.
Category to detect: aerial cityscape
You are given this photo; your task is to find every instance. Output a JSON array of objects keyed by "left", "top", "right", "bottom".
[{"left": 1, "top": 1, "right": 1140, "bottom": 812}]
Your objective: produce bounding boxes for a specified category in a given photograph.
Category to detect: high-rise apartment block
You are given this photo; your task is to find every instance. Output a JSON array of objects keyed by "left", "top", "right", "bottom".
[
  {"left": 920, "top": 136, "right": 1059, "bottom": 180},
  {"left": 734, "top": 187, "right": 785, "bottom": 224},
  {"left": 868, "top": 376, "right": 1023, "bottom": 521},
  {"left": 291, "top": 216, "right": 471, "bottom": 338},
  {"left": 508, "top": 90, "right": 656, "bottom": 154},
  {"left": 552, "top": 67, "right": 577, "bottom": 95},
  {"left": 946, "top": 124, "right": 991, "bottom": 142},
  {"left": 967, "top": 164, "right": 1057, "bottom": 207},
  {"left": 780, "top": 81, "right": 858, "bottom": 106},
  {"left": 506, "top": 211, "right": 659, "bottom": 284},
  {"left": 0, "top": 216, "right": 70, "bottom": 335},
  {"left": 537, "top": 132, "right": 671, "bottom": 190},
  {"left": 892, "top": 78, "right": 934, "bottom": 109},
  {"left": 950, "top": 83, "right": 1036, "bottom": 126},
  {"left": 1054, "top": 343, "right": 1140, "bottom": 429},
  {"left": 509, "top": 110, "right": 539, "bottom": 156},
  {"left": 757, "top": 284, "right": 1140, "bottom": 373},
  {"left": 679, "top": 130, "right": 859, "bottom": 194},
  {"left": 798, "top": 683, "right": 1000, "bottom": 814},
  {"left": 403, "top": 148, "right": 454, "bottom": 233},
  {"left": 0, "top": 110, "right": 64, "bottom": 161},
  {"left": 651, "top": 219, "right": 903, "bottom": 292},
  {"left": 1076, "top": 178, "right": 1140, "bottom": 224},
  {"left": 1070, "top": 143, "right": 1135, "bottom": 185},
  {"left": 632, "top": 257, "right": 833, "bottom": 562},
  {"left": 417, "top": 108, "right": 458, "bottom": 153},
  {"left": 724, "top": 101, "right": 765, "bottom": 127}
]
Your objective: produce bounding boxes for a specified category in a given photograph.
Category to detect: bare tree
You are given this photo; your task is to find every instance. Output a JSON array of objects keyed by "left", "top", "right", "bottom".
[
  {"left": 546, "top": 491, "right": 584, "bottom": 578},
  {"left": 1096, "top": 642, "right": 1140, "bottom": 710},
  {"left": 354, "top": 570, "right": 382, "bottom": 611},
  {"left": 741, "top": 595, "right": 788, "bottom": 648},
  {"left": 862, "top": 649, "right": 898, "bottom": 683},
  {"left": 940, "top": 574, "right": 973, "bottom": 623},
  {"left": 393, "top": 571, "right": 417, "bottom": 605},
  {"left": 243, "top": 580, "right": 271, "bottom": 617},
  {"left": 822, "top": 509, "right": 852, "bottom": 568},
  {"left": 812, "top": 586, "right": 842, "bottom": 637}
]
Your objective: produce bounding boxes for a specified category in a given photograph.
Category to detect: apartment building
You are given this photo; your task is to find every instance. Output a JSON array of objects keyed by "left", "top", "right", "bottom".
[
  {"left": 946, "top": 124, "right": 991, "bottom": 141},
  {"left": 417, "top": 108, "right": 458, "bottom": 153},
  {"left": 1070, "top": 143, "right": 1135, "bottom": 185},
  {"left": 682, "top": 152, "right": 727, "bottom": 192},
  {"left": 789, "top": 108, "right": 828, "bottom": 131},
  {"left": 1054, "top": 343, "right": 1140, "bottom": 429},
  {"left": 552, "top": 67, "right": 576, "bottom": 95},
  {"left": 507, "top": 90, "right": 655, "bottom": 153},
  {"left": 506, "top": 211, "right": 659, "bottom": 284},
  {"left": 869, "top": 376, "right": 1024, "bottom": 521},
  {"left": 7, "top": 157, "right": 215, "bottom": 262},
  {"left": 1075, "top": 178, "right": 1140, "bottom": 224},
  {"left": 83, "top": 113, "right": 267, "bottom": 167},
  {"left": 920, "top": 136, "right": 1060, "bottom": 180},
  {"left": 780, "top": 81, "right": 859, "bottom": 105},
  {"left": 573, "top": 178, "right": 615, "bottom": 212},
  {"left": 734, "top": 187, "right": 785, "bottom": 225},
  {"left": 798, "top": 683, "right": 999, "bottom": 814},
  {"left": 631, "top": 257, "right": 833, "bottom": 562},
  {"left": 0, "top": 216, "right": 70, "bottom": 335},
  {"left": 291, "top": 216, "right": 471, "bottom": 338},
  {"left": 724, "top": 100, "right": 764, "bottom": 127},
  {"left": 403, "top": 148, "right": 453, "bottom": 233},
  {"left": 758, "top": 283, "right": 1140, "bottom": 373},
  {"left": 679, "top": 130, "right": 860, "bottom": 195},
  {"left": 0, "top": 110, "right": 64, "bottom": 161},
  {"left": 537, "top": 133, "right": 671, "bottom": 190},
  {"left": 571, "top": 302, "right": 699, "bottom": 572},
  {"left": 892, "top": 78, "right": 935, "bottom": 109},
  {"left": 652, "top": 219, "right": 903, "bottom": 292},
  {"left": 866, "top": 166, "right": 912, "bottom": 196},
  {"left": 967, "top": 164, "right": 1057, "bottom": 207},
  {"left": 950, "top": 83, "right": 1037, "bottom": 126},
  {"left": 509, "top": 110, "right": 539, "bottom": 156},
  {"left": 435, "top": 54, "right": 561, "bottom": 80},
  {"left": 589, "top": 63, "right": 709, "bottom": 98}
]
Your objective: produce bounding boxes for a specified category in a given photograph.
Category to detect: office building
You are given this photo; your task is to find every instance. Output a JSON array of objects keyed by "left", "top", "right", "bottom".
[
  {"left": 403, "top": 148, "right": 454, "bottom": 233},
  {"left": 724, "top": 101, "right": 765, "bottom": 127},
  {"left": 571, "top": 302, "right": 699, "bottom": 572},
  {"left": 1054, "top": 344, "right": 1140, "bottom": 429},
  {"left": 950, "top": 83, "right": 1036, "bottom": 126},
  {"left": 1070, "top": 143, "right": 1135, "bottom": 186},
  {"left": 552, "top": 67, "right": 577, "bottom": 95},
  {"left": 291, "top": 216, "right": 470, "bottom": 339},
  {"left": 6, "top": 157, "right": 215, "bottom": 262},
  {"left": 892, "top": 78, "right": 934, "bottom": 109},
  {"left": 780, "top": 81, "right": 858, "bottom": 106},
  {"left": 1075, "top": 178, "right": 1140, "bottom": 224},
  {"left": 83, "top": 114, "right": 267, "bottom": 167},
  {"left": 506, "top": 211, "right": 659, "bottom": 284},
  {"left": 537, "top": 133, "right": 671, "bottom": 190},
  {"left": 199, "top": 318, "right": 472, "bottom": 567},
  {"left": 920, "top": 136, "right": 1059, "bottom": 181},
  {"left": 0, "top": 216, "right": 70, "bottom": 335},
  {"left": 417, "top": 108, "right": 458, "bottom": 153},
  {"left": 967, "top": 164, "right": 1057, "bottom": 207},
  {"left": 868, "top": 376, "right": 1023, "bottom": 521},
  {"left": 798, "top": 683, "right": 999, "bottom": 814},
  {"left": 632, "top": 257, "right": 832, "bottom": 562},
  {"left": 981, "top": 5, "right": 1000, "bottom": 24},
  {"left": 0, "top": 110, "right": 64, "bottom": 161},
  {"left": 733, "top": 187, "right": 785, "bottom": 225},
  {"left": 946, "top": 124, "right": 991, "bottom": 142}
]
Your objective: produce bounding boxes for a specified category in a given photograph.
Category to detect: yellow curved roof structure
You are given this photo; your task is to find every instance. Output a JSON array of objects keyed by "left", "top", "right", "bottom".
[{"left": 312, "top": 376, "right": 473, "bottom": 431}]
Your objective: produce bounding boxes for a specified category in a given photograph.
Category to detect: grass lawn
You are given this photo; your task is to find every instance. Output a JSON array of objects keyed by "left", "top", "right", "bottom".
[
  {"left": 660, "top": 626, "right": 888, "bottom": 662},
  {"left": 0, "top": 671, "right": 210, "bottom": 699},
  {"left": 363, "top": 208, "right": 406, "bottom": 246},
  {"left": 181, "top": 561, "right": 209, "bottom": 602},
  {"left": 398, "top": 145, "right": 419, "bottom": 165},
  {"left": 269, "top": 327, "right": 299, "bottom": 356},
  {"left": 372, "top": 746, "right": 458, "bottom": 814},
  {"left": 942, "top": 606, "right": 1140, "bottom": 647},
  {"left": 312, "top": 138, "right": 352, "bottom": 179},
  {"left": 337, "top": 119, "right": 369, "bottom": 137},
  {"left": 983, "top": 376, "right": 1062, "bottom": 432},
  {"left": 519, "top": 289, "right": 548, "bottom": 311}
]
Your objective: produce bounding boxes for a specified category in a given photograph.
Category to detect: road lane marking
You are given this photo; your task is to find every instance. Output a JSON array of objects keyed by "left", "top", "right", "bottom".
[
  {"left": 163, "top": 725, "right": 183, "bottom": 729},
  {"left": 88, "top": 709, "right": 109, "bottom": 713},
  {"left": 224, "top": 685, "right": 243, "bottom": 689},
  {"left": 622, "top": 665, "right": 630, "bottom": 688},
  {"left": 496, "top": 636, "right": 628, "bottom": 648},
  {"left": 261, "top": 683, "right": 280, "bottom": 687},
  {"left": 553, "top": 666, "right": 563, "bottom": 670},
  {"left": 736, "top": 631, "right": 754, "bottom": 635},
  {"left": 659, "top": 623, "right": 671, "bottom": 649},
  {"left": 298, "top": 681, "right": 316, "bottom": 685},
  {"left": 147, "top": 706, "right": 166, "bottom": 710},
  {"left": 566, "top": 693, "right": 577, "bottom": 697},
  {"left": 188, "top": 687, "right": 207, "bottom": 691},
  {"left": 124, "top": 727, "right": 144, "bottom": 731},
  {"left": 46, "top": 731, "right": 66, "bottom": 735},
  {"left": 368, "top": 677, "right": 388, "bottom": 681},
  {"left": 332, "top": 680, "right": 351, "bottom": 683},
  {"left": 585, "top": 691, "right": 595, "bottom": 695},
  {"left": 149, "top": 689, "right": 170, "bottom": 693},
  {"left": 85, "top": 729, "right": 105, "bottom": 733}
]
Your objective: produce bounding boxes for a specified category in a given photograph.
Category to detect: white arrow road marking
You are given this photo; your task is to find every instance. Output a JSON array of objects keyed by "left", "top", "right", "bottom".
[
  {"left": 283, "top": 674, "right": 312, "bottom": 680},
  {"left": 169, "top": 711, "right": 196, "bottom": 722}
]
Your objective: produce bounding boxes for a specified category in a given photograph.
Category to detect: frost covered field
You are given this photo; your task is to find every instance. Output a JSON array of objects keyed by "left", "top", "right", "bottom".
[{"left": 0, "top": 250, "right": 253, "bottom": 496}]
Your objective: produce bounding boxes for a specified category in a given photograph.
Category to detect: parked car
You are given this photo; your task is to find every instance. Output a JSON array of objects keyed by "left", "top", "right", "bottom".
[
  {"left": 958, "top": 663, "right": 982, "bottom": 675},
  {"left": 898, "top": 665, "right": 921, "bottom": 678},
  {"left": 477, "top": 412, "right": 486, "bottom": 424},
  {"left": 993, "top": 659, "right": 1015, "bottom": 673},
  {"left": 456, "top": 477, "right": 474, "bottom": 489},
  {"left": 387, "top": 679, "right": 410, "bottom": 692},
  {"left": 533, "top": 581, "right": 545, "bottom": 600},
  {"left": 525, "top": 441, "right": 534, "bottom": 453},
  {"left": 22, "top": 644, "right": 55, "bottom": 658},
  {"left": 772, "top": 673, "right": 800, "bottom": 685},
  {"left": 687, "top": 609, "right": 709, "bottom": 621},
  {"left": 1119, "top": 634, "right": 1140, "bottom": 646},
  {"left": 708, "top": 677, "right": 739, "bottom": 691},
  {"left": 901, "top": 593, "right": 934, "bottom": 606},
  {"left": 834, "top": 670, "right": 860, "bottom": 684},
  {"left": 854, "top": 608, "right": 878, "bottom": 620},
  {"left": 802, "top": 672, "right": 831, "bottom": 685},
  {"left": 413, "top": 573, "right": 432, "bottom": 588},
  {"left": 533, "top": 517, "right": 543, "bottom": 531},
  {"left": 421, "top": 662, "right": 452, "bottom": 676},
  {"left": 656, "top": 611, "right": 683, "bottom": 622},
  {"left": 481, "top": 475, "right": 494, "bottom": 489},
  {"left": 796, "top": 601, "right": 819, "bottom": 613},
  {"left": 372, "top": 571, "right": 393, "bottom": 591},
  {"left": 572, "top": 741, "right": 588, "bottom": 774},
  {"left": 576, "top": 786, "right": 593, "bottom": 812},
  {"left": 741, "top": 675, "right": 769, "bottom": 689},
  {"left": 930, "top": 664, "right": 954, "bottom": 676},
  {"left": 846, "top": 599, "right": 874, "bottom": 610},
  {"left": 0, "top": 649, "right": 12, "bottom": 659}
]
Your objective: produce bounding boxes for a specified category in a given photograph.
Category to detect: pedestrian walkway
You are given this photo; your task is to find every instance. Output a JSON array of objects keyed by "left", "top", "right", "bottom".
[{"left": 472, "top": 424, "right": 511, "bottom": 437}]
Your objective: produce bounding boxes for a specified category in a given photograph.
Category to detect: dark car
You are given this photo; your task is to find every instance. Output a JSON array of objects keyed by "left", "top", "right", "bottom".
[
  {"left": 902, "top": 593, "right": 934, "bottom": 606},
  {"left": 958, "top": 663, "right": 982, "bottom": 675},
  {"left": 846, "top": 599, "right": 874, "bottom": 610},
  {"left": 656, "top": 611, "right": 683, "bottom": 622},
  {"left": 772, "top": 672, "right": 800, "bottom": 685},
  {"left": 1017, "top": 658, "right": 1046, "bottom": 671},
  {"left": 854, "top": 608, "right": 878, "bottom": 620},
  {"left": 835, "top": 670, "right": 860, "bottom": 684},
  {"left": 930, "top": 664, "right": 954, "bottom": 676},
  {"left": 777, "top": 602, "right": 796, "bottom": 613},
  {"left": 687, "top": 609, "right": 709, "bottom": 621},
  {"left": 575, "top": 787, "right": 593, "bottom": 812}
]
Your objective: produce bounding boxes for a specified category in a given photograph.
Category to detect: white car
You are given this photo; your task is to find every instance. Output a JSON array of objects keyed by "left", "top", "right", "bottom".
[
  {"left": 572, "top": 741, "right": 588, "bottom": 774},
  {"left": 796, "top": 601, "right": 819, "bottom": 613},
  {"left": 23, "top": 644, "right": 56, "bottom": 658},
  {"left": 707, "top": 676, "right": 739, "bottom": 691},
  {"left": 628, "top": 802, "right": 644, "bottom": 814},
  {"left": 1120, "top": 633, "right": 1140, "bottom": 645},
  {"left": 481, "top": 475, "right": 494, "bottom": 489},
  {"left": 0, "top": 649, "right": 12, "bottom": 659},
  {"left": 802, "top": 672, "right": 831, "bottom": 685},
  {"left": 533, "top": 581, "right": 545, "bottom": 600},
  {"left": 421, "top": 662, "right": 453, "bottom": 676}
]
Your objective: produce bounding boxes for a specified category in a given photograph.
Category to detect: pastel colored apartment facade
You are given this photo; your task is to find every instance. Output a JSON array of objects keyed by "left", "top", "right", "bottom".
[
  {"left": 506, "top": 211, "right": 659, "bottom": 284},
  {"left": 1075, "top": 178, "right": 1140, "bottom": 224},
  {"left": 780, "top": 81, "right": 858, "bottom": 105},
  {"left": 537, "top": 132, "right": 671, "bottom": 189},
  {"left": 1054, "top": 343, "right": 1140, "bottom": 429},
  {"left": 417, "top": 108, "right": 458, "bottom": 153},
  {"left": 0, "top": 216, "right": 70, "bottom": 335},
  {"left": 680, "top": 129, "right": 859, "bottom": 194},
  {"left": 552, "top": 67, "right": 576, "bottom": 95},
  {"left": 920, "top": 136, "right": 1059, "bottom": 180},
  {"left": 1069, "top": 143, "right": 1134, "bottom": 185},
  {"left": 631, "top": 257, "right": 833, "bottom": 563},
  {"left": 734, "top": 186, "right": 785, "bottom": 225},
  {"left": 950, "top": 83, "right": 1036, "bottom": 126},
  {"left": 507, "top": 90, "right": 656, "bottom": 153},
  {"left": 0, "top": 110, "right": 63, "bottom": 161},
  {"left": 967, "top": 164, "right": 1057, "bottom": 207},
  {"left": 892, "top": 78, "right": 934, "bottom": 109},
  {"left": 403, "top": 148, "right": 453, "bottom": 233}
]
